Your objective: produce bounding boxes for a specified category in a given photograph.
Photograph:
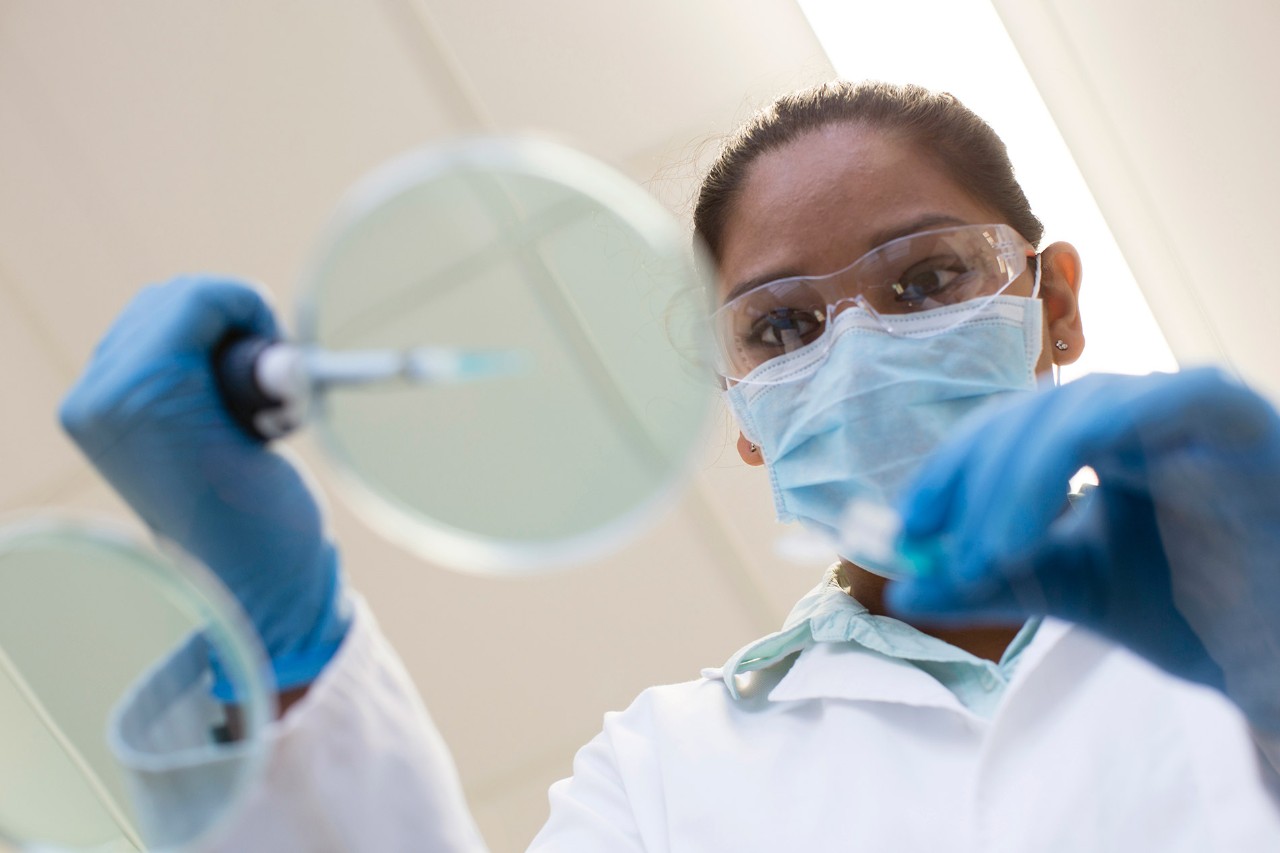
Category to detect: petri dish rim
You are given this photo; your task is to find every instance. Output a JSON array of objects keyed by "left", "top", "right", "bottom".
[
  {"left": 294, "top": 136, "right": 717, "bottom": 575},
  {"left": 0, "top": 513, "right": 276, "bottom": 852}
]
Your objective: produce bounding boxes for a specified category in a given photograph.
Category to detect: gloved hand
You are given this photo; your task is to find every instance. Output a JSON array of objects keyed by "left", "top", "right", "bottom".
[
  {"left": 60, "top": 276, "right": 349, "bottom": 700},
  {"left": 888, "top": 368, "right": 1280, "bottom": 736}
]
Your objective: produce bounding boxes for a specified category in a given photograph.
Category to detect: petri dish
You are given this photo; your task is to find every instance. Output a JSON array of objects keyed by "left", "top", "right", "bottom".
[
  {"left": 296, "top": 137, "right": 716, "bottom": 573},
  {"left": 0, "top": 518, "right": 273, "bottom": 852}
]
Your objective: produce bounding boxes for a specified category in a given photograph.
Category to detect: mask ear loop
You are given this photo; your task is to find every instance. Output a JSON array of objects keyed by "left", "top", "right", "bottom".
[{"left": 1029, "top": 254, "right": 1061, "bottom": 387}]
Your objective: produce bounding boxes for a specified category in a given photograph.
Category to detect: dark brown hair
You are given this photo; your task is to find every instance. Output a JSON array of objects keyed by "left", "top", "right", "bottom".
[{"left": 693, "top": 80, "right": 1044, "bottom": 262}]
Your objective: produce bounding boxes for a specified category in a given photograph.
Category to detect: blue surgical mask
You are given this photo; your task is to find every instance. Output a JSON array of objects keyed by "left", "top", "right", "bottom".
[{"left": 724, "top": 295, "right": 1044, "bottom": 573}]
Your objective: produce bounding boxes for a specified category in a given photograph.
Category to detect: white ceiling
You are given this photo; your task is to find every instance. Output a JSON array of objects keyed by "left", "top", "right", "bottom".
[
  {"left": 0, "top": 2, "right": 832, "bottom": 849},
  {"left": 6, "top": 1, "right": 1280, "bottom": 849},
  {"left": 993, "top": 0, "right": 1280, "bottom": 401}
]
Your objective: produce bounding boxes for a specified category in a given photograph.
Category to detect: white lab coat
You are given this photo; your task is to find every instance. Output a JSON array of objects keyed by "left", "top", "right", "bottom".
[{"left": 117, "top": 592, "right": 1280, "bottom": 852}]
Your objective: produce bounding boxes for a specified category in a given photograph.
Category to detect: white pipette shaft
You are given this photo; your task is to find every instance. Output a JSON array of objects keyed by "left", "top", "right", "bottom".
[{"left": 241, "top": 342, "right": 528, "bottom": 440}]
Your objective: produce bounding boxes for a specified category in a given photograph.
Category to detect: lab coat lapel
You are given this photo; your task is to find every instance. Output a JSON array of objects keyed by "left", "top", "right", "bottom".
[
  {"left": 767, "top": 640, "right": 973, "bottom": 714},
  {"left": 764, "top": 617, "right": 1077, "bottom": 714}
]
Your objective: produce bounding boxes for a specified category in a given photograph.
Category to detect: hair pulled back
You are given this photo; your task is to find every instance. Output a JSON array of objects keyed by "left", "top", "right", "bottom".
[{"left": 693, "top": 81, "right": 1043, "bottom": 263}]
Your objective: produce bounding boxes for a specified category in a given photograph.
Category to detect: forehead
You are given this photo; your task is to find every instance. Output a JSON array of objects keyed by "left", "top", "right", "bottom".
[{"left": 716, "top": 124, "right": 1002, "bottom": 298}]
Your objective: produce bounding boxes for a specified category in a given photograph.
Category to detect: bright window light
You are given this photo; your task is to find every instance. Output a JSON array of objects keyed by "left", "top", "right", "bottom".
[{"left": 797, "top": 0, "right": 1178, "bottom": 380}]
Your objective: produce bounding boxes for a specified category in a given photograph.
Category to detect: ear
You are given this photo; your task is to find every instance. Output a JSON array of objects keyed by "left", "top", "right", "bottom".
[
  {"left": 1038, "top": 241, "right": 1084, "bottom": 367},
  {"left": 736, "top": 431, "right": 765, "bottom": 466}
]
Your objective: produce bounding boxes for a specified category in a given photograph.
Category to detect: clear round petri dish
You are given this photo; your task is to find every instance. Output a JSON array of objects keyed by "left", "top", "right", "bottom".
[
  {"left": 0, "top": 516, "right": 274, "bottom": 852},
  {"left": 296, "top": 136, "right": 717, "bottom": 574}
]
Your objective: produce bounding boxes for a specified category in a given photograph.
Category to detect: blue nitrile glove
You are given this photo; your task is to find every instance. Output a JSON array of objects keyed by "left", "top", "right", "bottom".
[
  {"left": 888, "top": 368, "right": 1280, "bottom": 735},
  {"left": 60, "top": 276, "right": 349, "bottom": 700}
]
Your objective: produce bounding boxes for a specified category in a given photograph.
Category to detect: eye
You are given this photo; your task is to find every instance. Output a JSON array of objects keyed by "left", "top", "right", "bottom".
[
  {"left": 891, "top": 256, "right": 968, "bottom": 303},
  {"left": 746, "top": 307, "right": 825, "bottom": 350}
]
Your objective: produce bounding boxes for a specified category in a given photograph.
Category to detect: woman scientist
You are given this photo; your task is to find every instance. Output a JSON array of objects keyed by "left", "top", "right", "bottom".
[{"left": 60, "top": 81, "right": 1280, "bottom": 850}]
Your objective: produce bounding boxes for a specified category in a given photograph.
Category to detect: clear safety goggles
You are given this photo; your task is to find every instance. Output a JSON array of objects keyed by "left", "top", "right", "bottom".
[{"left": 711, "top": 223, "right": 1038, "bottom": 384}]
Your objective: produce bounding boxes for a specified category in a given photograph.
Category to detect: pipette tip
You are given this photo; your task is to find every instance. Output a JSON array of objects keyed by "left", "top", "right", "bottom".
[
  {"left": 449, "top": 349, "right": 533, "bottom": 381},
  {"left": 840, "top": 498, "right": 939, "bottom": 580}
]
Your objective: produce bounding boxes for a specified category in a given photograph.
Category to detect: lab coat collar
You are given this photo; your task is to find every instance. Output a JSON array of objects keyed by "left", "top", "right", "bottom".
[
  {"left": 767, "top": 639, "right": 969, "bottom": 711},
  {"left": 766, "top": 616, "right": 1074, "bottom": 712},
  {"left": 711, "top": 565, "right": 1073, "bottom": 710}
]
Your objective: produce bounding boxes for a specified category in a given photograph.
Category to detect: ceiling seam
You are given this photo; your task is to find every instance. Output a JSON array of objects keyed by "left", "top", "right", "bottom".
[
  {"left": 0, "top": 259, "right": 79, "bottom": 383},
  {"left": 0, "top": 467, "right": 102, "bottom": 516},
  {"left": 376, "top": 0, "right": 496, "bottom": 132}
]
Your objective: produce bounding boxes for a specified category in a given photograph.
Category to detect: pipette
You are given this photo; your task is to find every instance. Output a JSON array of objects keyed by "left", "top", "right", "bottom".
[
  {"left": 839, "top": 498, "right": 945, "bottom": 580},
  {"left": 214, "top": 336, "right": 528, "bottom": 441}
]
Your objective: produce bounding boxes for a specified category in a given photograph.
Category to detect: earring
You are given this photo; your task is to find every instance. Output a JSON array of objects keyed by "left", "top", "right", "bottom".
[
  {"left": 1054, "top": 340, "right": 1069, "bottom": 351},
  {"left": 749, "top": 443, "right": 758, "bottom": 453}
]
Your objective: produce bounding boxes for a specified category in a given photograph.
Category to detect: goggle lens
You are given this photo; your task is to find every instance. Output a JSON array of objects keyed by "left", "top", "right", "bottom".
[{"left": 713, "top": 224, "right": 1033, "bottom": 383}]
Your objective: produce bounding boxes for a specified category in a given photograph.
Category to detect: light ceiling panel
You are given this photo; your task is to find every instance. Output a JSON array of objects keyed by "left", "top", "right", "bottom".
[
  {"left": 407, "top": 0, "right": 833, "bottom": 166},
  {"left": 0, "top": 1, "right": 465, "bottom": 364},
  {"left": 0, "top": 277, "right": 85, "bottom": 510},
  {"left": 992, "top": 0, "right": 1280, "bottom": 400}
]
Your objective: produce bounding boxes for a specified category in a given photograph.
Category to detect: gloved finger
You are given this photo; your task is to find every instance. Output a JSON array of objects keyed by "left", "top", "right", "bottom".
[
  {"left": 884, "top": 569, "right": 1059, "bottom": 625},
  {"left": 885, "top": 573, "right": 1026, "bottom": 624},
  {"left": 895, "top": 480, "right": 1129, "bottom": 618},
  {"left": 897, "top": 375, "right": 1080, "bottom": 537},
  {"left": 1156, "top": 368, "right": 1280, "bottom": 451},
  {"left": 894, "top": 389, "right": 1032, "bottom": 537},
  {"left": 60, "top": 276, "right": 279, "bottom": 444},
  {"left": 898, "top": 386, "right": 1084, "bottom": 583},
  {"left": 164, "top": 275, "right": 280, "bottom": 349},
  {"left": 90, "top": 276, "right": 278, "bottom": 364},
  {"left": 899, "top": 372, "right": 1206, "bottom": 567},
  {"left": 887, "top": 511, "right": 1106, "bottom": 624},
  {"left": 1072, "top": 368, "right": 1256, "bottom": 460}
]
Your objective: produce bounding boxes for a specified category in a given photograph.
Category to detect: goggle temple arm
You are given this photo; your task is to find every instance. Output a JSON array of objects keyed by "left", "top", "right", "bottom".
[{"left": 852, "top": 293, "right": 895, "bottom": 335}]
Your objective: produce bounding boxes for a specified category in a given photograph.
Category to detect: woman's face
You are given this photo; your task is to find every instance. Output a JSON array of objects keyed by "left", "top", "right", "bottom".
[
  {"left": 716, "top": 123, "right": 1080, "bottom": 372},
  {"left": 715, "top": 122, "right": 1084, "bottom": 464}
]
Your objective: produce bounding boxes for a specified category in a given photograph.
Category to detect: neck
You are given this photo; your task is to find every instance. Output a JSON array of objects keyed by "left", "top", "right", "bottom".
[{"left": 839, "top": 560, "right": 1021, "bottom": 663}]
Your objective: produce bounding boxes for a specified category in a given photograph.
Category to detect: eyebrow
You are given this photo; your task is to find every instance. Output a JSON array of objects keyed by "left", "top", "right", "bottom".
[
  {"left": 868, "top": 213, "right": 970, "bottom": 249},
  {"left": 721, "top": 212, "right": 973, "bottom": 306},
  {"left": 721, "top": 269, "right": 802, "bottom": 306}
]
